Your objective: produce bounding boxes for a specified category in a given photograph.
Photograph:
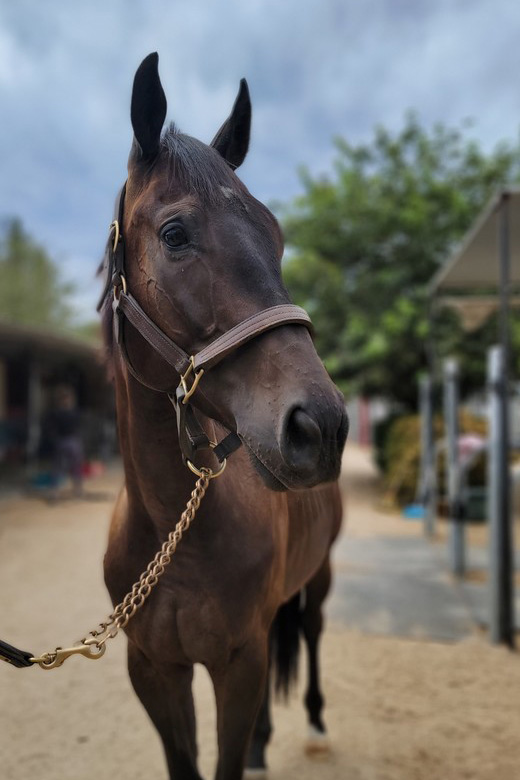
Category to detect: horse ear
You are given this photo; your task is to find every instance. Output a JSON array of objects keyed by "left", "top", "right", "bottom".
[
  {"left": 130, "top": 53, "right": 167, "bottom": 161},
  {"left": 210, "top": 79, "right": 251, "bottom": 170}
]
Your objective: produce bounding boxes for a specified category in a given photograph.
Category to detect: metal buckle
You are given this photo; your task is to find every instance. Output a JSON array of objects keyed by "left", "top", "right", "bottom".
[
  {"left": 186, "top": 442, "right": 227, "bottom": 480},
  {"left": 110, "top": 219, "right": 120, "bottom": 253},
  {"left": 113, "top": 274, "right": 127, "bottom": 301},
  {"left": 180, "top": 356, "right": 204, "bottom": 404}
]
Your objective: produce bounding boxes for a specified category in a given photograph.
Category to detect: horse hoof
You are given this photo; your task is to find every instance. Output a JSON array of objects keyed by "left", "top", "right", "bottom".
[
  {"left": 243, "top": 769, "right": 268, "bottom": 779},
  {"left": 304, "top": 725, "right": 331, "bottom": 757}
]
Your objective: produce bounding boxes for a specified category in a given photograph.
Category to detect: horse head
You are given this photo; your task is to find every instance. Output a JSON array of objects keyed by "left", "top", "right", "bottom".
[{"left": 112, "top": 53, "right": 348, "bottom": 491}]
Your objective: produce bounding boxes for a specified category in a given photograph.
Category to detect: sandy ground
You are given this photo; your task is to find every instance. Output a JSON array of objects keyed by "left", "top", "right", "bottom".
[{"left": 1, "top": 447, "right": 520, "bottom": 780}]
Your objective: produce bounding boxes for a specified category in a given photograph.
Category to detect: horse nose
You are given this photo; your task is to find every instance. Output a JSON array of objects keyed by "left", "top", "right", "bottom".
[{"left": 280, "top": 407, "right": 322, "bottom": 474}]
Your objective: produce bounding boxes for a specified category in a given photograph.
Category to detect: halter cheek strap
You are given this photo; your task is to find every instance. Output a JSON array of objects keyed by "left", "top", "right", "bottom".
[{"left": 98, "top": 183, "right": 314, "bottom": 467}]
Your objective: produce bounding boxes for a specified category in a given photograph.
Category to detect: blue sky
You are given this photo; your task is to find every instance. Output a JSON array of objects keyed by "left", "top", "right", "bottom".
[{"left": 1, "top": 0, "right": 520, "bottom": 320}]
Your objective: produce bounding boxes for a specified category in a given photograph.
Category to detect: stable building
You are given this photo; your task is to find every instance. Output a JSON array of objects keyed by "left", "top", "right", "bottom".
[{"left": 0, "top": 320, "right": 114, "bottom": 480}]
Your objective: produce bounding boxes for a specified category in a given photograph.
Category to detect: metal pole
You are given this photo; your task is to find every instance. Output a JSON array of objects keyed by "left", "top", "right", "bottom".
[
  {"left": 419, "top": 374, "right": 436, "bottom": 537},
  {"left": 444, "top": 358, "right": 465, "bottom": 576},
  {"left": 499, "top": 194, "right": 511, "bottom": 386},
  {"left": 488, "top": 345, "right": 514, "bottom": 645},
  {"left": 491, "top": 194, "right": 515, "bottom": 646}
]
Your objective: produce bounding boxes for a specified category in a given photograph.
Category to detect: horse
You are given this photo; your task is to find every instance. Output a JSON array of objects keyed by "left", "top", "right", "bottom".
[{"left": 99, "top": 53, "right": 348, "bottom": 780}]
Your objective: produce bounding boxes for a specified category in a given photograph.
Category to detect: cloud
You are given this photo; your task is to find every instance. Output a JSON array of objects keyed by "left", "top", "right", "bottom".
[{"left": 1, "top": 0, "right": 520, "bottom": 320}]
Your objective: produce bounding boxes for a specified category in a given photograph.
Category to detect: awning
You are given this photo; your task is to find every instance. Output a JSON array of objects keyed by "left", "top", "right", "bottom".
[
  {"left": 437, "top": 295, "right": 520, "bottom": 332},
  {"left": 0, "top": 319, "right": 100, "bottom": 362},
  {"left": 430, "top": 189, "right": 520, "bottom": 293}
]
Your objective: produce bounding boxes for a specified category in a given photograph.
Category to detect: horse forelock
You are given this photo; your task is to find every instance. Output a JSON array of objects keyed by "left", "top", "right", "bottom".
[{"left": 160, "top": 124, "right": 246, "bottom": 206}]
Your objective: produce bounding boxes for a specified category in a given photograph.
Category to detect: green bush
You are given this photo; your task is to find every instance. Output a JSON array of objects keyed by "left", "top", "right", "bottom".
[
  {"left": 379, "top": 411, "right": 488, "bottom": 508},
  {"left": 372, "top": 413, "right": 402, "bottom": 473}
]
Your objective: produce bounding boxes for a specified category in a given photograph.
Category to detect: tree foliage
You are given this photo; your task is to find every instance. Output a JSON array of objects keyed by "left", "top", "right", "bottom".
[
  {"left": 0, "top": 218, "right": 74, "bottom": 329},
  {"left": 281, "top": 115, "right": 520, "bottom": 408}
]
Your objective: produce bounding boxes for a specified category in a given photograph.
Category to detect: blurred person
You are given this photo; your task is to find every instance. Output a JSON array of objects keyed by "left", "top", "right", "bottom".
[{"left": 46, "top": 385, "right": 84, "bottom": 499}]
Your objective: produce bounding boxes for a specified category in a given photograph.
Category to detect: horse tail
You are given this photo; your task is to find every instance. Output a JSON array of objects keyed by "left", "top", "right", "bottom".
[{"left": 271, "top": 591, "right": 302, "bottom": 698}]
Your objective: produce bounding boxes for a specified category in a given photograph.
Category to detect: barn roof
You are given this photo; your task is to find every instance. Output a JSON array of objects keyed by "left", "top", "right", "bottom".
[{"left": 0, "top": 320, "right": 101, "bottom": 363}]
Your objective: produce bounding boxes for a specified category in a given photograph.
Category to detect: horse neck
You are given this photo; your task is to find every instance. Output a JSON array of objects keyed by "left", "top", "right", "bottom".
[{"left": 115, "top": 370, "right": 196, "bottom": 528}]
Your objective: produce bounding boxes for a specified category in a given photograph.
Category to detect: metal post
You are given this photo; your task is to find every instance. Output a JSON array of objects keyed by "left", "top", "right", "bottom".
[
  {"left": 490, "top": 192, "right": 515, "bottom": 646},
  {"left": 419, "top": 374, "right": 436, "bottom": 537},
  {"left": 499, "top": 194, "right": 511, "bottom": 396},
  {"left": 444, "top": 358, "right": 465, "bottom": 575},
  {"left": 487, "top": 345, "right": 514, "bottom": 645}
]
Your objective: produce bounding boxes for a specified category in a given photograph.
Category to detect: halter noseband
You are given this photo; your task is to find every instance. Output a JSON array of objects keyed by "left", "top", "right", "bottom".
[{"left": 98, "top": 183, "right": 314, "bottom": 470}]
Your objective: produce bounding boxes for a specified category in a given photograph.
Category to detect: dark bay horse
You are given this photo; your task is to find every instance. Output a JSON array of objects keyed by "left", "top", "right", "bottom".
[{"left": 100, "top": 53, "right": 348, "bottom": 780}]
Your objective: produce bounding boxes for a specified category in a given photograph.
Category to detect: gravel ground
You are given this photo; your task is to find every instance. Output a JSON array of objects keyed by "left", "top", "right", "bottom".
[{"left": 1, "top": 448, "right": 519, "bottom": 780}]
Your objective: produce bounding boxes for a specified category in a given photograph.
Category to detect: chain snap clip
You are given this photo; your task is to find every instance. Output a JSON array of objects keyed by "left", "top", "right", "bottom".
[{"left": 31, "top": 639, "right": 106, "bottom": 670}]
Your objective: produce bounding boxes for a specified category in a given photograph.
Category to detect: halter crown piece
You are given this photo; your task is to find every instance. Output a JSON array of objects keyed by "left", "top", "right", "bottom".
[{"left": 98, "top": 183, "right": 314, "bottom": 469}]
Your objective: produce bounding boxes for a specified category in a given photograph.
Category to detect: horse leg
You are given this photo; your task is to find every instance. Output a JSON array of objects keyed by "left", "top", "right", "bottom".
[
  {"left": 210, "top": 637, "right": 269, "bottom": 780},
  {"left": 127, "top": 641, "right": 203, "bottom": 780},
  {"left": 244, "top": 655, "right": 272, "bottom": 778},
  {"left": 301, "top": 557, "right": 332, "bottom": 755}
]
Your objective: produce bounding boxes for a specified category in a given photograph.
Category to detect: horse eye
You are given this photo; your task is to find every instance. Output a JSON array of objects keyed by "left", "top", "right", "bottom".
[{"left": 162, "top": 224, "right": 189, "bottom": 250}]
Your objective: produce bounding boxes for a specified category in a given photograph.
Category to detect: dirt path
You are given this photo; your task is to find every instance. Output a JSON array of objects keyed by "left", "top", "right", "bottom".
[{"left": 1, "top": 449, "right": 520, "bottom": 780}]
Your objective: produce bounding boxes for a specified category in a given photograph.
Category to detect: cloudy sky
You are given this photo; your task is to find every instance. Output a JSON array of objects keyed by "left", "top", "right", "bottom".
[{"left": 1, "top": 0, "right": 520, "bottom": 320}]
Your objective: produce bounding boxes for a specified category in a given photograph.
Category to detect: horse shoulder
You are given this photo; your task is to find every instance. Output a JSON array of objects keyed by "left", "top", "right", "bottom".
[{"left": 103, "top": 483, "right": 133, "bottom": 603}]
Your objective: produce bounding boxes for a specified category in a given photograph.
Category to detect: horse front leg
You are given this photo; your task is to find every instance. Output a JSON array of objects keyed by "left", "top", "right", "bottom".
[
  {"left": 245, "top": 654, "right": 272, "bottom": 778},
  {"left": 128, "top": 641, "right": 203, "bottom": 780},
  {"left": 209, "top": 637, "right": 269, "bottom": 780}
]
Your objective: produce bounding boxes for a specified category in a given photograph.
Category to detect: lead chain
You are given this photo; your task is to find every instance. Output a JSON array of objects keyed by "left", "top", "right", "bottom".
[
  {"left": 29, "top": 470, "right": 211, "bottom": 667},
  {"left": 83, "top": 469, "right": 211, "bottom": 650},
  {"left": 32, "top": 471, "right": 210, "bottom": 668}
]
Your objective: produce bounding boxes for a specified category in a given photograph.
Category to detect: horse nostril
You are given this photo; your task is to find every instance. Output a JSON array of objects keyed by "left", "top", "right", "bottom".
[{"left": 281, "top": 408, "right": 322, "bottom": 473}]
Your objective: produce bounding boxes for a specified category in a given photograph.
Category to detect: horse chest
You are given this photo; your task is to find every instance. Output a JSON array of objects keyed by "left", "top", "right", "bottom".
[
  {"left": 283, "top": 483, "right": 342, "bottom": 595},
  {"left": 108, "top": 504, "right": 282, "bottom": 668}
]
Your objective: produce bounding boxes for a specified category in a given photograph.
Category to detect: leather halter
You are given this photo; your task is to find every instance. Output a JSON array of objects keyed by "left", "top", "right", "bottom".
[{"left": 97, "top": 183, "right": 314, "bottom": 468}]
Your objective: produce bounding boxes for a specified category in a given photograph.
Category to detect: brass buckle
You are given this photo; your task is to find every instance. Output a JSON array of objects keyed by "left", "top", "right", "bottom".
[
  {"left": 187, "top": 442, "right": 227, "bottom": 480},
  {"left": 110, "top": 219, "right": 120, "bottom": 253},
  {"left": 113, "top": 274, "right": 127, "bottom": 301},
  {"left": 180, "top": 356, "right": 204, "bottom": 405}
]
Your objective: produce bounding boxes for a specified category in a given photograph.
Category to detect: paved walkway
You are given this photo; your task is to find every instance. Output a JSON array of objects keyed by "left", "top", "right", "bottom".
[
  {"left": 436, "top": 544, "right": 520, "bottom": 632},
  {"left": 328, "top": 444, "right": 519, "bottom": 641}
]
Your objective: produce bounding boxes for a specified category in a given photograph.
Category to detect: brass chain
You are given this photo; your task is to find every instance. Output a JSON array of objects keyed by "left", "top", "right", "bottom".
[
  {"left": 87, "top": 469, "right": 210, "bottom": 644},
  {"left": 31, "top": 469, "right": 211, "bottom": 670}
]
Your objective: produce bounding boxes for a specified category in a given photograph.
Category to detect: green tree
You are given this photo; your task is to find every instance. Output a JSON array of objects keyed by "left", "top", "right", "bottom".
[
  {"left": 0, "top": 218, "right": 74, "bottom": 329},
  {"left": 281, "top": 115, "right": 520, "bottom": 408}
]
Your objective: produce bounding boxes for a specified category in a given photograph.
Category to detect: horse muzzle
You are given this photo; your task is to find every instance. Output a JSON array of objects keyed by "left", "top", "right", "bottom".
[{"left": 243, "top": 394, "right": 348, "bottom": 491}]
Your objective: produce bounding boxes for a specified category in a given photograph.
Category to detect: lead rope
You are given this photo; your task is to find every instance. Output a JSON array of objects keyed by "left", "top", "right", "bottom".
[{"left": 1, "top": 468, "right": 214, "bottom": 670}]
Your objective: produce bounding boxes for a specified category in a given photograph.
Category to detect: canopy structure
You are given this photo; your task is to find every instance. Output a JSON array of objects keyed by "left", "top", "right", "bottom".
[
  {"left": 437, "top": 295, "right": 520, "bottom": 332},
  {"left": 427, "top": 189, "right": 518, "bottom": 647},
  {"left": 430, "top": 189, "right": 520, "bottom": 294}
]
